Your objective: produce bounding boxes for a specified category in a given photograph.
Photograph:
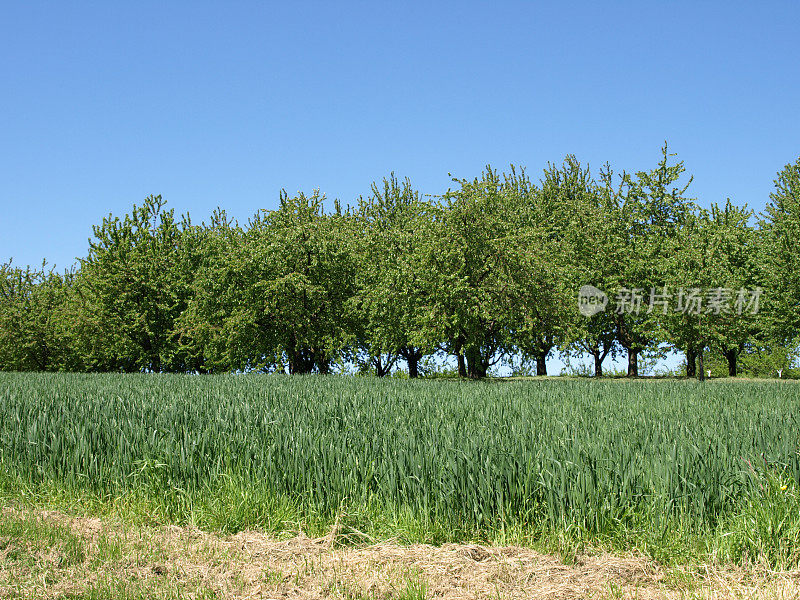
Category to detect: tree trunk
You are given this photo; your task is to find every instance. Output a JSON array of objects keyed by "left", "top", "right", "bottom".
[
  {"left": 465, "top": 346, "right": 486, "bottom": 379},
  {"left": 401, "top": 347, "right": 422, "bottom": 379},
  {"left": 407, "top": 355, "right": 419, "bottom": 378},
  {"left": 535, "top": 354, "right": 547, "bottom": 376},
  {"left": 698, "top": 348, "right": 705, "bottom": 381},
  {"left": 454, "top": 336, "right": 467, "bottom": 378},
  {"left": 288, "top": 343, "right": 316, "bottom": 374},
  {"left": 315, "top": 351, "right": 330, "bottom": 374},
  {"left": 375, "top": 358, "right": 389, "bottom": 377},
  {"left": 686, "top": 345, "right": 697, "bottom": 378},
  {"left": 627, "top": 349, "right": 638, "bottom": 377},
  {"left": 725, "top": 349, "right": 738, "bottom": 377},
  {"left": 457, "top": 353, "right": 467, "bottom": 378},
  {"left": 287, "top": 336, "right": 300, "bottom": 374},
  {"left": 614, "top": 317, "right": 645, "bottom": 379},
  {"left": 593, "top": 353, "right": 603, "bottom": 377},
  {"left": 373, "top": 352, "right": 397, "bottom": 377},
  {"left": 468, "top": 361, "right": 487, "bottom": 379}
]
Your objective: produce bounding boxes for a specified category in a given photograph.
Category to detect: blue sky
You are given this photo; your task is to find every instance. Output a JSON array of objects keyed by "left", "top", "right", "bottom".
[{"left": 2, "top": 1, "right": 798, "bottom": 274}]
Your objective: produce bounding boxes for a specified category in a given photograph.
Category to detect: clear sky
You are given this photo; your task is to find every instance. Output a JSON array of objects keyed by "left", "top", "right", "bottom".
[{"left": 2, "top": 1, "right": 799, "bottom": 273}]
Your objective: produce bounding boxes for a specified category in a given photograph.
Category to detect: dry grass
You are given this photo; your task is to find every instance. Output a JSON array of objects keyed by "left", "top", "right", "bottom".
[{"left": 1, "top": 507, "right": 799, "bottom": 599}]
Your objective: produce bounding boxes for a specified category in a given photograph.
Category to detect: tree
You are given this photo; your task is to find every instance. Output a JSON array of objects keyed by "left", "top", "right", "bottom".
[
  {"left": 350, "top": 175, "right": 433, "bottom": 377},
  {"left": 421, "top": 167, "right": 522, "bottom": 378},
  {"left": 661, "top": 207, "right": 708, "bottom": 377},
  {"left": 605, "top": 144, "right": 695, "bottom": 376},
  {"left": 182, "top": 194, "right": 355, "bottom": 375},
  {"left": 759, "top": 157, "right": 800, "bottom": 342},
  {"left": 177, "top": 209, "right": 248, "bottom": 373},
  {"left": 530, "top": 157, "right": 618, "bottom": 377},
  {"left": 77, "top": 195, "right": 199, "bottom": 372},
  {"left": 0, "top": 261, "right": 80, "bottom": 371},
  {"left": 702, "top": 201, "right": 762, "bottom": 376},
  {"left": 510, "top": 160, "right": 595, "bottom": 376},
  {"left": 3, "top": 152, "right": 799, "bottom": 378},
  {"left": 254, "top": 191, "right": 356, "bottom": 374}
]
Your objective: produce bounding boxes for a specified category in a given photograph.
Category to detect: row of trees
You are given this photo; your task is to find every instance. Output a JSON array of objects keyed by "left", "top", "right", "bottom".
[{"left": 2, "top": 145, "right": 799, "bottom": 378}]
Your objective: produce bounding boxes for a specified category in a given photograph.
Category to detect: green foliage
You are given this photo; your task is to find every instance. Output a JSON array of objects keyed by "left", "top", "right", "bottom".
[
  {"left": 510, "top": 160, "right": 583, "bottom": 375},
  {"left": 552, "top": 158, "right": 620, "bottom": 376},
  {"left": 662, "top": 200, "right": 763, "bottom": 376},
  {"left": 422, "top": 167, "right": 520, "bottom": 377},
  {"left": 76, "top": 195, "right": 202, "bottom": 372},
  {"left": 249, "top": 190, "right": 356, "bottom": 373},
  {"left": 704, "top": 343, "right": 800, "bottom": 379},
  {"left": 760, "top": 157, "right": 800, "bottom": 341},
  {"left": 175, "top": 209, "right": 246, "bottom": 372},
  {"left": 0, "top": 261, "right": 82, "bottom": 371},
  {"left": 349, "top": 174, "right": 433, "bottom": 377},
  {"left": 606, "top": 143, "right": 696, "bottom": 375},
  {"left": 2, "top": 147, "right": 800, "bottom": 378},
  {"left": 420, "top": 165, "right": 568, "bottom": 378}
]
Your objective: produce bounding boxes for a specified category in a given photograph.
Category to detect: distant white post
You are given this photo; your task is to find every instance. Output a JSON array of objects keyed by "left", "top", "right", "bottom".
[{"left": 778, "top": 369, "right": 783, "bottom": 378}]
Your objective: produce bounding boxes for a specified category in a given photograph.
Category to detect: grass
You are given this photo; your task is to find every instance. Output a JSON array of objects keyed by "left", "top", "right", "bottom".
[
  {"left": 0, "top": 510, "right": 86, "bottom": 568},
  {"left": 58, "top": 581, "right": 221, "bottom": 600},
  {"left": 0, "top": 508, "right": 226, "bottom": 599},
  {"left": 0, "top": 372, "right": 799, "bottom": 568},
  {"left": 0, "top": 505, "right": 433, "bottom": 600},
  {"left": 2, "top": 505, "right": 799, "bottom": 600}
]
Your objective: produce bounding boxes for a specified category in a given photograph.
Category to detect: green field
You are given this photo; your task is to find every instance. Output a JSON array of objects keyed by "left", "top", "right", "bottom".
[{"left": 1, "top": 373, "right": 799, "bottom": 567}]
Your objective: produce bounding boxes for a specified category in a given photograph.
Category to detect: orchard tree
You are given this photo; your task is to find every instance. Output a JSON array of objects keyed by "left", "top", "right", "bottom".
[
  {"left": 254, "top": 190, "right": 356, "bottom": 374},
  {"left": 350, "top": 174, "right": 433, "bottom": 377},
  {"left": 511, "top": 159, "right": 595, "bottom": 376},
  {"left": 661, "top": 207, "right": 708, "bottom": 377},
  {"left": 560, "top": 164, "right": 621, "bottom": 376},
  {"left": 177, "top": 209, "right": 250, "bottom": 372},
  {"left": 0, "top": 261, "right": 80, "bottom": 371},
  {"left": 759, "top": 157, "right": 800, "bottom": 342},
  {"left": 661, "top": 199, "right": 761, "bottom": 378},
  {"left": 606, "top": 144, "right": 695, "bottom": 376},
  {"left": 702, "top": 201, "right": 762, "bottom": 376},
  {"left": 77, "top": 196, "right": 199, "bottom": 372},
  {"left": 422, "top": 167, "right": 521, "bottom": 378}
]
